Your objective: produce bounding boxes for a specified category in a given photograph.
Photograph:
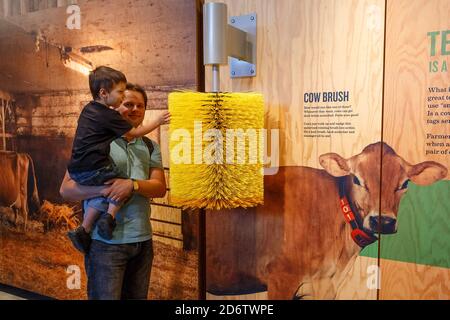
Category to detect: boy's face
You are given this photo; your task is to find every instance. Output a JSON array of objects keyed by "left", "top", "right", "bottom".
[{"left": 102, "top": 81, "right": 126, "bottom": 108}]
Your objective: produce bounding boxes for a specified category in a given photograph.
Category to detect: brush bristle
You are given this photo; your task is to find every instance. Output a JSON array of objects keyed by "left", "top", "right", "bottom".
[{"left": 168, "top": 91, "right": 264, "bottom": 210}]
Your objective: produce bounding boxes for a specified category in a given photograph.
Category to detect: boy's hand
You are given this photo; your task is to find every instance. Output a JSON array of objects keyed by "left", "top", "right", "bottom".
[
  {"left": 116, "top": 104, "right": 130, "bottom": 116},
  {"left": 102, "top": 178, "right": 133, "bottom": 202},
  {"left": 158, "top": 111, "right": 171, "bottom": 125}
]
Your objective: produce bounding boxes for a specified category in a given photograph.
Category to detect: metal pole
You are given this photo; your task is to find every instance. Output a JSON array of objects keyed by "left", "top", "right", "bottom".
[
  {"left": 203, "top": 3, "right": 227, "bottom": 66},
  {"left": 203, "top": 2, "right": 226, "bottom": 93},
  {"left": 211, "top": 65, "right": 220, "bottom": 93}
]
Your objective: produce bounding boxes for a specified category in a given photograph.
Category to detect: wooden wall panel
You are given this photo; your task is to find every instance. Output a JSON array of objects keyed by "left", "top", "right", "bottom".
[
  {"left": 205, "top": 0, "right": 385, "bottom": 300},
  {"left": 205, "top": 0, "right": 384, "bottom": 168},
  {"left": 379, "top": 260, "right": 450, "bottom": 299},
  {"left": 381, "top": 0, "right": 450, "bottom": 300},
  {"left": 144, "top": 110, "right": 184, "bottom": 248},
  {"left": 335, "top": 256, "right": 378, "bottom": 300},
  {"left": 383, "top": 0, "right": 450, "bottom": 175}
]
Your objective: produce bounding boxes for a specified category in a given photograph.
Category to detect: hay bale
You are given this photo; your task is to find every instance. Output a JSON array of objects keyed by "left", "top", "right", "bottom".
[{"left": 39, "top": 200, "right": 79, "bottom": 231}]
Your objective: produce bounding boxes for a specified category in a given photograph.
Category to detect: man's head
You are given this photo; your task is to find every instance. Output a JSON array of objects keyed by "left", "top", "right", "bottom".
[
  {"left": 89, "top": 66, "right": 127, "bottom": 108},
  {"left": 117, "top": 83, "right": 147, "bottom": 127}
]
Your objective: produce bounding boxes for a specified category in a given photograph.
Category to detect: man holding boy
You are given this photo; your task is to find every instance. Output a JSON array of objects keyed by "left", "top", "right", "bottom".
[{"left": 60, "top": 82, "right": 166, "bottom": 300}]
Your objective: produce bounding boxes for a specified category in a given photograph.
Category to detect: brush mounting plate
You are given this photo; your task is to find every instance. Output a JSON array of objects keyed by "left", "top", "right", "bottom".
[{"left": 229, "top": 13, "right": 257, "bottom": 78}]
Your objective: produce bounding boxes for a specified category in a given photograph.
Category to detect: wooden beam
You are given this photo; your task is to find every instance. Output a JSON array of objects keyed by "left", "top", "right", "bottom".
[
  {"left": 10, "top": 0, "right": 20, "bottom": 15},
  {"left": 47, "top": 0, "right": 58, "bottom": 8},
  {"left": 20, "top": 0, "right": 29, "bottom": 14},
  {"left": 38, "top": 0, "right": 47, "bottom": 10},
  {"left": 56, "top": 0, "right": 66, "bottom": 8},
  {"left": 1, "top": 99, "right": 6, "bottom": 151},
  {"left": 3, "top": 0, "right": 10, "bottom": 17}
]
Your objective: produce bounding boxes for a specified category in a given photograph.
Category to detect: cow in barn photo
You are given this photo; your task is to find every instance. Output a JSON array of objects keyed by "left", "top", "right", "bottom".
[
  {"left": 0, "top": 151, "right": 40, "bottom": 231},
  {"left": 206, "top": 142, "right": 448, "bottom": 299}
]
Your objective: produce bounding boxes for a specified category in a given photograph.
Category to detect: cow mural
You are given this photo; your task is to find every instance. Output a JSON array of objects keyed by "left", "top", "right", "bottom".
[
  {"left": 0, "top": 151, "right": 40, "bottom": 231},
  {"left": 206, "top": 142, "right": 448, "bottom": 299}
]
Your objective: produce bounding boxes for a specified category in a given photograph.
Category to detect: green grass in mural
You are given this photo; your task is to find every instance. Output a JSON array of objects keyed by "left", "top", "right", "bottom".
[{"left": 360, "top": 181, "right": 450, "bottom": 269}]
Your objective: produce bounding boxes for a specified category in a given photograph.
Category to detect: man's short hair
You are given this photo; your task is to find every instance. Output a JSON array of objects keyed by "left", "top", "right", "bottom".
[
  {"left": 126, "top": 83, "right": 148, "bottom": 108},
  {"left": 89, "top": 66, "right": 127, "bottom": 100}
]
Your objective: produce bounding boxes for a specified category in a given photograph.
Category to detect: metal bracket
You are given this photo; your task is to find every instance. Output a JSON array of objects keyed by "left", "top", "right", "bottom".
[{"left": 229, "top": 13, "right": 257, "bottom": 78}]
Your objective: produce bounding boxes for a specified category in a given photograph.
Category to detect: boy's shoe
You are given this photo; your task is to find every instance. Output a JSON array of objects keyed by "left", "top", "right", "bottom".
[
  {"left": 67, "top": 226, "right": 92, "bottom": 254},
  {"left": 97, "top": 213, "right": 116, "bottom": 240}
]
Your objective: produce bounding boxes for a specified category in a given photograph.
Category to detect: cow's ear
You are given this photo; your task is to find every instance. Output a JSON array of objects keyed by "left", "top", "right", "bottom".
[
  {"left": 319, "top": 153, "right": 350, "bottom": 177},
  {"left": 407, "top": 161, "right": 448, "bottom": 185}
]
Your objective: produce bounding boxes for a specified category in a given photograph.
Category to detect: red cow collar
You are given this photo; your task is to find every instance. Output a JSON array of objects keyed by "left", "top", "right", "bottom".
[{"left": 338, "top": 177, "right": 377, "bottom": 248}]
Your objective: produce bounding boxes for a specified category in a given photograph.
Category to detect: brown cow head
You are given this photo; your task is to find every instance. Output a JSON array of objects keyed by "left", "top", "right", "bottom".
[{"left": 319, "top": 142, "right": 447, "bottom": 235}]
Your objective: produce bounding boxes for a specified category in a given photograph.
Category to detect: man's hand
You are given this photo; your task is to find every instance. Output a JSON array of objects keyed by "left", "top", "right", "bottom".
[{"left": 103, "top": 178, "right": 133, "bottom": 203}]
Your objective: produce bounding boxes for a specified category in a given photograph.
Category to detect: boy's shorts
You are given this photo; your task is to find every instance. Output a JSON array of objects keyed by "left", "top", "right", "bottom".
[
  {"left": 69, "top": 162, "right": 126, "bottom": 212},
  {"left": 69, "top": 162, "right": 124, "bottom": 186}
]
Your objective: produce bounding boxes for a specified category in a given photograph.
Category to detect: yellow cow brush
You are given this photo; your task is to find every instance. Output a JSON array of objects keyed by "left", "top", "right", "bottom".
[{"left": 169, "top": 91, "right": 264, "bottom": 210}]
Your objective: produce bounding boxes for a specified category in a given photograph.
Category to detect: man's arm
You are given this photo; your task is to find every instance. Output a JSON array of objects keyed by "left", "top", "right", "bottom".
[
  {"left": 60, "top": 167, "right": 166, "bottom": 203},
  {"left": 135, "top": 167, "right": 167, "bottom": 198},
  {"left": 104, "top": 167, "right": 166, "bottom": 202},
  {"left": 59, "top": 171, "right": 106, "bottom": 202},
  {"left": 103, "top": 167, "right": 166, "bottom": 202}
]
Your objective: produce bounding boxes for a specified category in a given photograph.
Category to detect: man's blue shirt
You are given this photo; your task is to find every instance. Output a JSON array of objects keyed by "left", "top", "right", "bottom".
[{"left": 88, "top": 137, "right": 163, "bottom": 244}]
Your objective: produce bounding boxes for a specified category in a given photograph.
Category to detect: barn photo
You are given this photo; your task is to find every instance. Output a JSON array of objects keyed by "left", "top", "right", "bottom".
[{"left": 0, "top": 0, "right": 201, "bottom": 300}]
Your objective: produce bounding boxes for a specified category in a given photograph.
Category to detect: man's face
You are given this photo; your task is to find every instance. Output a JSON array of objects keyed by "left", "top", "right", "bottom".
[{"left": 118, "top": 89, "right": 146, "bottom": 127}]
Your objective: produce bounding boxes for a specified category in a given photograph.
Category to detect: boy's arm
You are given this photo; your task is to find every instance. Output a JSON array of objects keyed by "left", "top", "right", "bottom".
[
  {"left": 59, "top": 171, "right": 107, "bottom": 202},
  {"left": 124, "top": 110, "right": 170, "bottom": 138},
  {"left": 126, "top": 118, "right": 161, "bottom": 138}
]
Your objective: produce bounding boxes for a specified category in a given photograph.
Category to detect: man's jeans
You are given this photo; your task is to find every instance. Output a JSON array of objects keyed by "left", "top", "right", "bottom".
[{"left": 84, "top": 239, "right": 153, "bottom": 300}]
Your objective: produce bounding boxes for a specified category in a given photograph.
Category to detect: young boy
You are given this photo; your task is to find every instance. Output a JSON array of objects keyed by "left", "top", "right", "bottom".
[{"left": 67, "top": 66, "right": 169, "bottom": 253}]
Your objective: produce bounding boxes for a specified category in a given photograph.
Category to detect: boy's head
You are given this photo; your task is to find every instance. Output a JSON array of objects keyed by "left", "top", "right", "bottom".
[{"left": 89, "top": 66, "right": 127, "bottom": 108}]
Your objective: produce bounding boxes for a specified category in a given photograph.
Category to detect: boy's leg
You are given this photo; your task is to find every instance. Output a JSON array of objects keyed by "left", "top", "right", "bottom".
[
  {"left": 96, "top": 202, "right": 121, "bottom": 240},
  {"left": 71, "top": 163, "right": 126, "bottom": 241},
  {"left": 82, "top": 206, "right": 101, "bottom": 232},
  {"left": 107, "top": 202, "right": 121, "bottom": 219},
  {"left": 67, "top": 206, "right": 100, "bottom": 254}
]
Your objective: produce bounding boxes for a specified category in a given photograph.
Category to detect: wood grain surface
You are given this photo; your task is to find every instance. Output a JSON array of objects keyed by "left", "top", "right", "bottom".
[
  {"left": 381, "top": 0, "right": 450, "bottom": 300},
  {"left": 205, "top": 0, "right": 385, "bottom": 300}
]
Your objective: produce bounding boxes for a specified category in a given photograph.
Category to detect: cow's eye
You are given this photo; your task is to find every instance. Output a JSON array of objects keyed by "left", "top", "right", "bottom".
[
  {"left": 399, "top": 179, "right": 410, "bottom": 190},
  {"left": 353, "top": 176, "right": 361, "bottom": 186}
]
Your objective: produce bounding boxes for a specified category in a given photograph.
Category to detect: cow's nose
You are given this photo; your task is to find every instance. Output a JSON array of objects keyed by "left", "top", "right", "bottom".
[{"left": 369, "top": 216, "right": 397, "bottom": 234}]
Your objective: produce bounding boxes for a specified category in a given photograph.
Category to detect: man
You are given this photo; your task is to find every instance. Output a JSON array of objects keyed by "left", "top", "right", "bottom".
[{"left": 59, "top": 83, "right": 167, "bottom": 300}]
